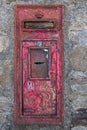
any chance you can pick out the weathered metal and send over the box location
[14,5,64,125]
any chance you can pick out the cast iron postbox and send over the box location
[14,5,64,125]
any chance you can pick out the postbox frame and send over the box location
[14,5,64,125]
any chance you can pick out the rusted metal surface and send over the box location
[14,5,64,125]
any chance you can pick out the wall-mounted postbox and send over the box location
[14,5,64,125]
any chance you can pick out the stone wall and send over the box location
[0,0,87,130]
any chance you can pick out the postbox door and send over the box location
[22,40,58,116]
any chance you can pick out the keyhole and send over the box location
[27,82,32,89]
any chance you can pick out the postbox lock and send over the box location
[27,81,33,90]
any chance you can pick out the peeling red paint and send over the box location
[14,5,64,125]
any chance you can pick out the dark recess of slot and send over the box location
[34,62,45,65]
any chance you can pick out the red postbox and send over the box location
[14,5,64,125]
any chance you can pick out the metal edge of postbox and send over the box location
[14,5,64,125]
